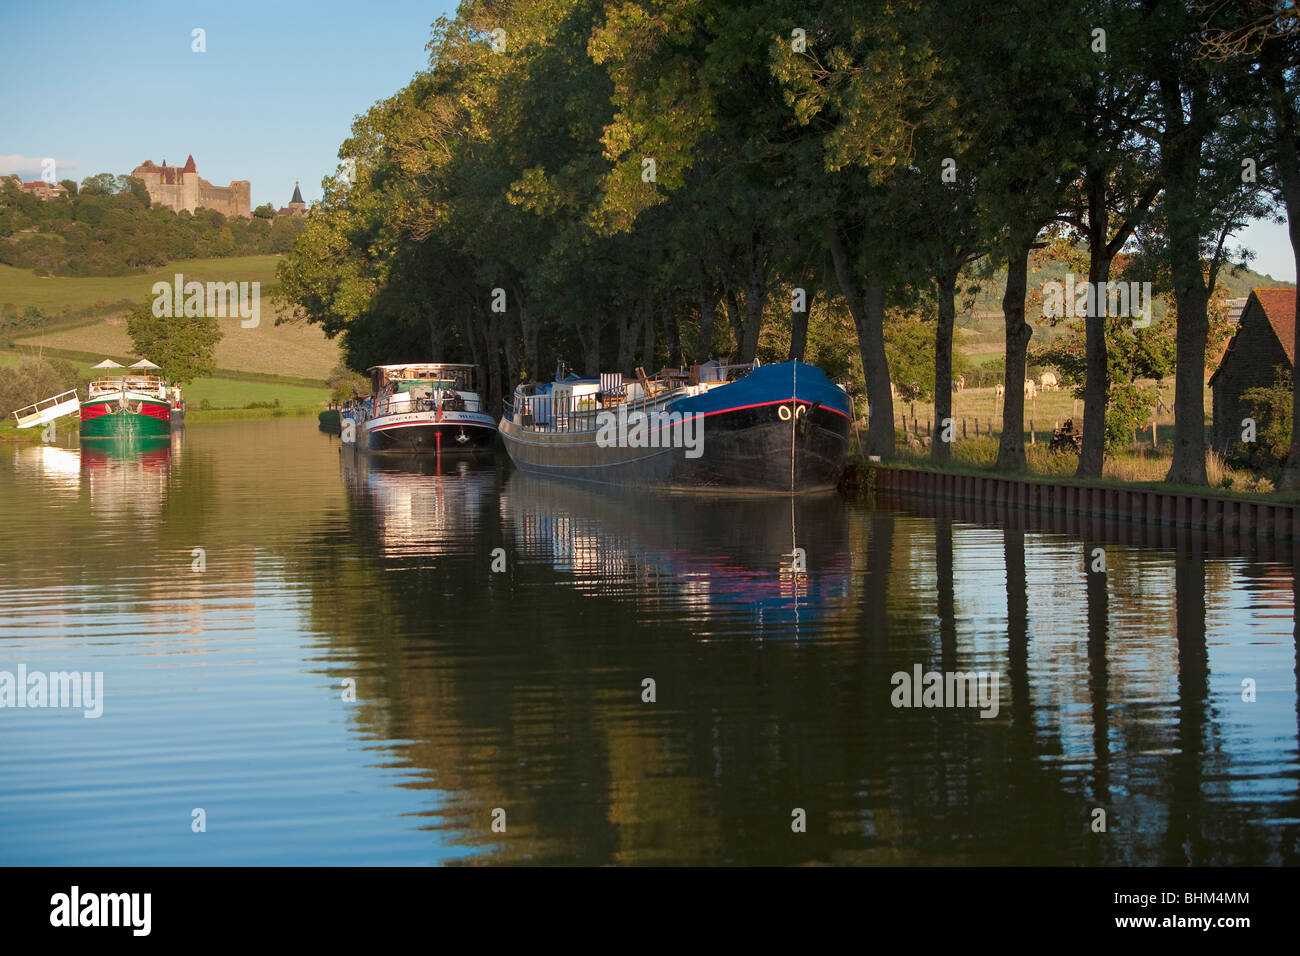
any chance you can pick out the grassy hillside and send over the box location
[0,348,328,410]
[15,313,338,381]
[0,255,283,313]
[3,253,340,381]
[956,257,1293,352]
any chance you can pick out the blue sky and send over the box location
[0,0,455,211]
[0,0,1294,282]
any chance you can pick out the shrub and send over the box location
[1239,366,1292,469]
[0,358,84,417]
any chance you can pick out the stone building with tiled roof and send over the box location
[276,181,309,217]
[1209,287,1297,451]
[129,154,250,217]
[2,174,69,200]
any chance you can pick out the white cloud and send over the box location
[0,154,79,179]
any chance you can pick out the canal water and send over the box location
[1,419,1296,865]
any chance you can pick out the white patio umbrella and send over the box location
[129,359,161,370]
[92,359,124,369]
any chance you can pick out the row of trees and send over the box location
[0,176,305,277]
[275,0,1300,487]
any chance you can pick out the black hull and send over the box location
[367,422,497,453]
[499,403,849,493]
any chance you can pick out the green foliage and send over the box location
[264,0,1295,479]
[326,359,369,404]
[1240,367,1293,468]
[1032,315,1174,450]
[124,298,223,385]
[0,174,304,277]
[0,357,84,416]
[253,204,276,219]
[884,311,936,401]
[1105,381,1160,453]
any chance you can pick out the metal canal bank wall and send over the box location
[865,466,1300,542]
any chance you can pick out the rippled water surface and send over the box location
[1,420,1297,864]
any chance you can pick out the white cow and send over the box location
[1039,371,1058,391]
[994,383,1005,400]
[1024,379,1037,400]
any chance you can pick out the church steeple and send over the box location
[290,181,304,205]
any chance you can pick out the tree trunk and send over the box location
[1266,58,1300,490]
[789,280,814,363]
[998,244,1033,470]
[723,288,744,361]
[504,316,519,392]
[1167,282,1210,484]
[741,235,768,364]
[666,305,682,368]
[483,304,503,417]
[1078,170,1111,478]
[427,314,445,363]
[616,305,639,377]
[460,299,484,393]
[579,315,601,377]
[931,270,957,463]
[643,299,658,369]
[1162,85,1211,486]
[518,296,539,384]
[695,277,719,363]
[825,218,893,457]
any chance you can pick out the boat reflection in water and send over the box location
[79,434,174,520]
[339,445,498,562]
[499,472,852,639]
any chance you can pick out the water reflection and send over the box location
[340,446,497,562]
[80,435,173,519]
[0,422,1296,865]
[499,474,853,639]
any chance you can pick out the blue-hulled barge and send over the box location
[498,360,852,493]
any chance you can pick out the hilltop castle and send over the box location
[130,155,250,218]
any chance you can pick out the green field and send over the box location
[0,255,284,313]
[3,254,340,380]
[184,378,328,409]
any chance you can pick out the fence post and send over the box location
[1030,419,1035,446]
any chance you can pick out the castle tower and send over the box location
[287,181,307,216]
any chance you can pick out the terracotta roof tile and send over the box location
[1255,287,1297,364]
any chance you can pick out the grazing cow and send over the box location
[1039,371,1058,391]
[994,383,1005,400]
[1024,379,1037,400]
